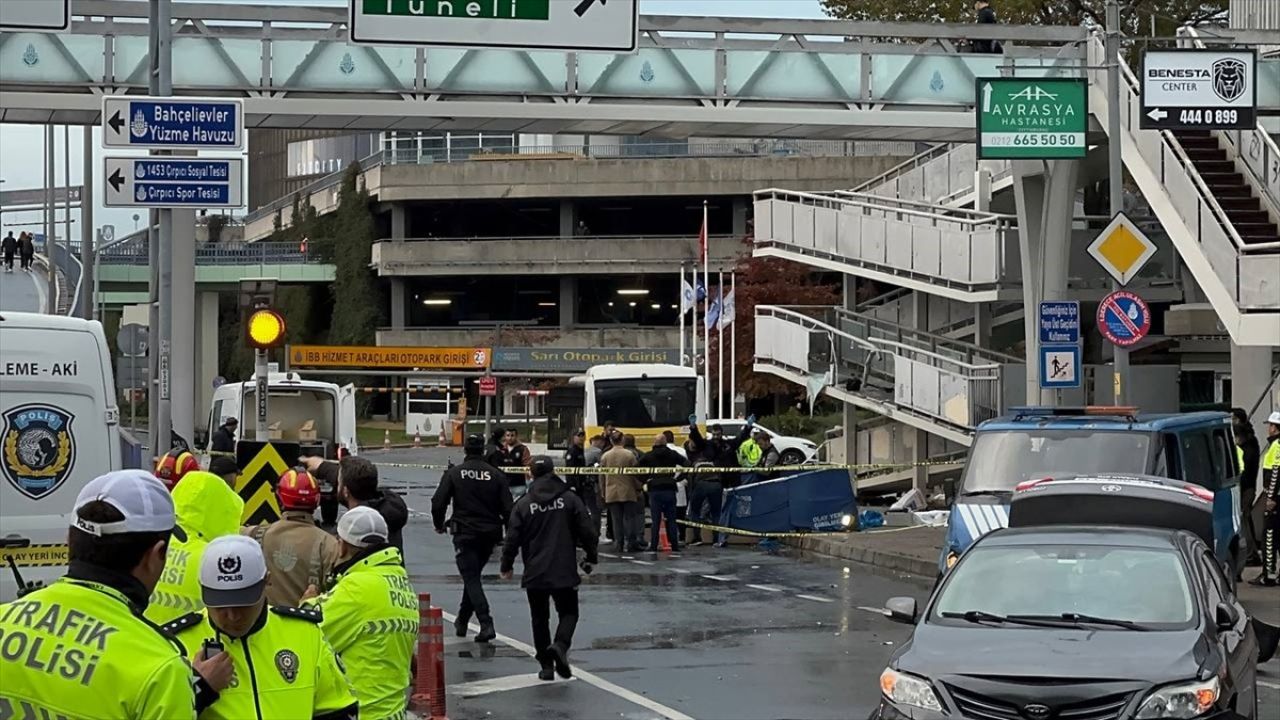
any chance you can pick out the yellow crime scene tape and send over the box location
[0,543,69,568]
[372,459,962,475]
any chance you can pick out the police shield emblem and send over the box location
[275,649,299,683]
[2,404,75,500]
[1212,57,1247,103]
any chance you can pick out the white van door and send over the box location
[338,384,359,455]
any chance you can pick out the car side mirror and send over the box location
[885,597,918,625]
[1215,603,1240,631]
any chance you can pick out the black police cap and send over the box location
[530,455,555,478]
[464,434,486,454]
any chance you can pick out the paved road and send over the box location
[0,267,46,313]
[372,449,1280,719]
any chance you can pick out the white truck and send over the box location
[0,312,122,601]
[204,370,359,524]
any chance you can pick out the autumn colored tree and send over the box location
[707,236,840,401]
[820,0,1225,37]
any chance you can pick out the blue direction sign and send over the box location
[101,96,243,150]
[1096,290,1152,348]
[1038,301,1080,344]
[1040,344,1081,389]
[103,157,244,209]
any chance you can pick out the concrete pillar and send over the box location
[390,281,406,331]
[390,205,406,240]
[1012,159,1079,406]
[732,197,748,237]
[973,303,992,348]
[194,291,219,432]
[1231,342,1275,433]
[170,210,196,444]
[973,168,992,213]
[559,275,577,329]
[559,199,575,237]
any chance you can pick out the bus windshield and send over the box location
[595,377,697,428]
[961,430,1152,494]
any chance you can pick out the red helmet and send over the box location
[155,450,200,490]
[277,467,320,511]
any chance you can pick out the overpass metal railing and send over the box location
[755,305,1005,432]
[380,139,901,166]
[753,188,1018,292]
[242,152,383,230]
[98,242,323,266]
[1086,35,1280,313]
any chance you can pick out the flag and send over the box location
[680,277,696,313]
[705,291,721,329]
[717,288,735,330]
[695,279,707,302]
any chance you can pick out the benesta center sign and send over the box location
[976,77,1088,160]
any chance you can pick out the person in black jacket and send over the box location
[1233,408,1262,566]
[487,427,532,498]
[308,456,410,554]
[2,231,17,272]
[433,434,514,643]
[501,456,599,681]
[210,418,238,453]
[972,1,1003,54]
[639,436,687,552]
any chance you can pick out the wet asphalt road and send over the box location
[374,448,1280,720]
[0,267,45,313]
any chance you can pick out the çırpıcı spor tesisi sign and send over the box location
[289,345,491,370]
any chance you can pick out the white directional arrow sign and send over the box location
[1147,108,1168,123]
[349,0,637,52]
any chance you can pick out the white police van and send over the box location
[0,312,121,601]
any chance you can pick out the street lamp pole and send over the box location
[1105,0,1129,405]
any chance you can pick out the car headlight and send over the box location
[1135,677,1219,719]
[880,668,944,712]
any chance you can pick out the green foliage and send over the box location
[761,408,844,445]
[820,0,1226,36]
[206,214,229,243]
[327,162,383,346]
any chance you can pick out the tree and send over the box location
[206,214,229,244]
[328,162,382,347]
[820,0,1226,37]
[708,236,840,400]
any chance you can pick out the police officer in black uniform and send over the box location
[500,456,599,681]
[432,434,514,642]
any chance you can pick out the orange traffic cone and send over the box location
[383,429,391,451]
[658,518,672,552]
[437,427,447,447]
[413,430,421,449]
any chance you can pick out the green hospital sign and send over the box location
[976,78,1088,159]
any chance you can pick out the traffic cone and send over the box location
[383,429,391,451]
[413,430,421,449]
[437,427,447,447]
[658,518,671,552]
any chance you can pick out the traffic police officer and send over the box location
[147,470,246,624]
[161,535,359,720]
[501,456,599,681]
[0,470,215,719]
[432,433,514,642]
[246,467,340,606]
[302,507,416,720]
[1254,411,1280,587]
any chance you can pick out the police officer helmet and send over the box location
[277,466,320,511]
[530,455,556,479]
[154,450,200,491]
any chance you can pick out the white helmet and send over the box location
[1268,411,1280,426]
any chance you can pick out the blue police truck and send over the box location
[940,406,1242,577]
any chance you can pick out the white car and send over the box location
[708,419,819,465]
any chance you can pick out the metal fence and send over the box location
[381,139,917,166]
[98,242,322,266]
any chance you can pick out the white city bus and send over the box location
[574,363,706,449]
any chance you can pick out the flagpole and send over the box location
[679,264,686,367]
[717,270,725,419]
[730,271,737,417]
[702,201,710,420]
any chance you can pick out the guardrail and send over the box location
[755,305,1006,433]
[98,241,323,266]
[1086,35,1280,314]
[753,188,1017,292]
[855,144,1013,206]
[382,139,910,166]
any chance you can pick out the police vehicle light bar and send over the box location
[1015,477,1054,492]
[1009,405,1138,420]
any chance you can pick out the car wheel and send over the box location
[780,449,806,466]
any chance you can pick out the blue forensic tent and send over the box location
[718,469,857,534]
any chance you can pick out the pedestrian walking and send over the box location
[0,470,222,719]
[601,432,643,552]
[244,467,341,606]
[1252,411,1280,587]
[18,231,34,271]
[972,0,1003,54]
[146,470,246,624]
[161,535,359,720]
[500,456,599,681]
[2,231,17,272]
[302,507,416,720]
[487,427,533,499]
[676,474,690,544]
[639,435,686,552]
[432,433,514,643]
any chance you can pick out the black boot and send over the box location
[548,642,572,679]
[475,618,496,643]
[454,616,469,638]
[537,656,555,681]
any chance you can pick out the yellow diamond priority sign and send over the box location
[1087,212,1157,286]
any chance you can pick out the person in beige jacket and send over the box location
[600,433,643,553]
[244,467,341,606]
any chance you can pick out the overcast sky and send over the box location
[0,0,829,239]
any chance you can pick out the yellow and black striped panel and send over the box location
[235,441,302,526]
[0,543,68,567]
